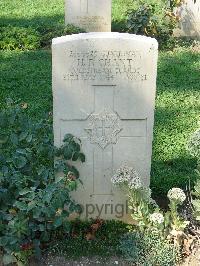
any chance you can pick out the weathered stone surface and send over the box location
[52,33,158,221]
[174,0,200,38]
[65,0,111,32]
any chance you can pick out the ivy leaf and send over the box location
[72,152,79,161]
[43,192,52,204]
[14,201,27,211]
[19,188,32,195]
[26,134,33,143]
[63,146,73,160]
[13,156,27,169]
[33,208,42,219]
[63,134,74,143]
[10,133,18,145]
[40,231,50,242]
[79,153,86,163]
[0,134,8,144]
[16,149,27,155]
[0,113,7,128]
[53,217,62,228]
[72,142,80,152]
[19,131,28,141]
[39,224,45,232]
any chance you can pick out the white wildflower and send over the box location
[128,175,142,189]
[111,164,142,189]
[167,188,186,204]
[149,212,164,224]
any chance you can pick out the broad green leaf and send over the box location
[63,134,73,143]
[72,152,79,161]
[63,147,73,160]
[40,231,50,242]
[16,149,27,155]
[13,156,27,169]
[19,131,28,141]
[19,188,32,195]
[43,192,52,203]
[79,153,86,163]
[26,134,33,143]
[0,134,8,144]
[53,217,62,228]
[14,201,27,211]
[39,224,45,232]
[10,133,18,145]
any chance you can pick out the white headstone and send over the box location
[65,0,111,32]
[174,0,200,38]
[52,33,158,222]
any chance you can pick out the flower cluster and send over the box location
[149,212,164,224]
[111,165,142,189]
[167,188,186,204]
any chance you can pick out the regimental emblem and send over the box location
[85,108,122,149]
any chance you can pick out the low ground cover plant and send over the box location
[0,100,85,264]
[49,220,129,260]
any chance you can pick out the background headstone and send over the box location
[52,33,158,222]
[65,0,111,32]
[174,0,200,39]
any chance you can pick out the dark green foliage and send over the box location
[38,24,83,48]
[0,100,85,263]
[0,26,41,51]
[119,231,178,265]
[126,1,177,48]
[0,25,83,51]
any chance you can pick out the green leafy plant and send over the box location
[0,26,41,51]
[0,100,85,264]
[119,230,178,266]
[0,25,83,51]
[126,0,180,48]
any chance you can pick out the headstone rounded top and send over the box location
[65,0,112,32]
[52,33,158,48]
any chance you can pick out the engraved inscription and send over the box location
[85,108,122,149]
[76,16,108,29]
[64,50,147,81]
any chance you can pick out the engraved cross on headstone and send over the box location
[80,0,89,13]
[59,85,147,197]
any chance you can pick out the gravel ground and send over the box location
[30,256,131,266]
